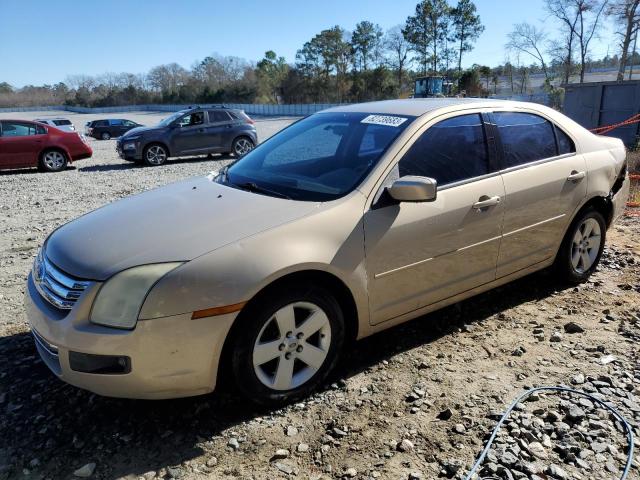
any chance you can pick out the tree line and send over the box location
[0,0,637,108]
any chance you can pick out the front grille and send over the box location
[33,254,91,310]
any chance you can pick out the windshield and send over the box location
[157,111,185,127]
[221,112,414,201]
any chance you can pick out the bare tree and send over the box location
[546,0,582,83]
[385,26,413,90]
[507,23,550,81]
[608,0,640,80]
[575,0,608,82]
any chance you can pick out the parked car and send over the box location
[25,99,629,404]
[34,118,76,132]
[86,119,142,140]
[116,106,257,165]
[0,120,92,172]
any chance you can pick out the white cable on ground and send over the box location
[463,386,636,480]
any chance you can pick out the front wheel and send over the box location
[143,144,168,166]
[232,137,254,157]
[231,285,344,406]
[555,208,606,283]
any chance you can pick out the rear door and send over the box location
[207,110,235,151]
[0,121,45,168]
[492,111,586,277]
[364,112,506,324]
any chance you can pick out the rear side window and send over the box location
[555,126,575,155]
[494,112,556,167]
[209,110,231,123]
[399,114,489,186]
[53,119,71,126]
[95,120,108,127]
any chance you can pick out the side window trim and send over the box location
[491,110,577,172]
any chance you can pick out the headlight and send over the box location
[123,142,137,150]
[90,263,183,329]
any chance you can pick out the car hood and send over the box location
[45,176,320,281]
[121,125,156,138]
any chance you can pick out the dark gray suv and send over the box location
[116,107,258,166]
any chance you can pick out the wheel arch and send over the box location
[216,269,359,388]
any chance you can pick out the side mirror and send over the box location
[386,176,437,202]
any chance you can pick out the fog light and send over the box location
[123,142,136,150]
[68,351,131,374]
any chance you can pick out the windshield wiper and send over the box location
[232,181,292,200]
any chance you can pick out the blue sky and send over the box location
[0,0,618,87]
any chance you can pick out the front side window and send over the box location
[398,114,489,186]
[110,119,124,126]
[178,112,204,127]
[494,112,557,167]
[223,112,414,201]
[53,119,72,126]
[122,120,136,127]
[0,121,37,137]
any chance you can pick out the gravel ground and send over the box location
[0,111,639,480]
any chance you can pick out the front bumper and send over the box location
[116,140,142,160]
[24,273,237,399]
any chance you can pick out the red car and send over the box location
[0,120,93,172]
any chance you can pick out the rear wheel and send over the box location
[39,150,67,172]
[232,137,254,157]
[555,208,606,283]
[143,144,168,166]
[231,285,344,406]
[101,132,111,140]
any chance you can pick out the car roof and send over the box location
[323,98,540,117]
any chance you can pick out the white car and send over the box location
[34,118,76,132]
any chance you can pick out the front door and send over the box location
[172,111,212,155]
[491,111,587,277]
[0,121,44,168]
[364,113,505,325]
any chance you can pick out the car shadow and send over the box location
[0,269,564,479]
[78,155,233,173]
[0,165,77,176]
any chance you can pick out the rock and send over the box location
[273,462,294,475]
[437,408,453,420]
[166,466,183,479]
[332,427,347,437]
[227,438,240,450]
[205,457,218,467]
[550,331,563,342]
[527,441,547,459]
[397,439,414,452]
[286,425,299,436]
[344,467,357,477]
[408,472,422,480]
[564,321,585,333]
[567,405,586,421]
[500,451,518,466]
[297,443,309,453]
[453,423,466,434]
[571,373,585,385]
[546,464,568,479]
[73,463,96,478]
[270,449,290,461]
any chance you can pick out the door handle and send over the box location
[473,195,501,210]
[567,170,586,182]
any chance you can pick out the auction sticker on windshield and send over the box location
[361,115,408,127]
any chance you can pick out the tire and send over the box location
[39,149,68,172]
[232,137,254,157]
[555,207,606,283]
[231,284,345,406]
[101,132,111,140]
[143,144,168,166]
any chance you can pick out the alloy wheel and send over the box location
[42,151,65,171]
[571,217,602,273]
[146,145,167,165]
[234,138,253,156]
[252,301,332,391]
